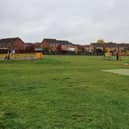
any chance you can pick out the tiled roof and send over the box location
[43,38,73,45]
[0,37,23,48]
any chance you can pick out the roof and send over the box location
[34,42,41,48]
[0,37,22,43]
[91,42,129,48]
[91,42,118,48]
[118,43,129,47]
[0,37,24,48]
[43,38,73,45]
[24,43,33,46]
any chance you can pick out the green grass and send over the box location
[0,56,129,129]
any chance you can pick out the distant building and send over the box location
[41,38,73,51]
[117,43,129,51]
[83,45,94,53]
[1,37,129,55]
[90,42,129,55]
[91,42,129,49]
[0,37,24,50]
[34,42,41,48]
[24,42,43,52]
[24,43,33,48]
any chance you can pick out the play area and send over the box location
[103,47,123,61]
[0,48,43,60]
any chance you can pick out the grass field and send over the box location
[0,56,129,129]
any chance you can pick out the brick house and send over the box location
[91,42,129,51]
[89,42,129,55]
[83,45,94,54]
[41,38,73,52]
[117,43,129,51]
[0,37,25,50]
[24,42,42,52]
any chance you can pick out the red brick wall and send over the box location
[41,40,48,48]
[14,39,25,50]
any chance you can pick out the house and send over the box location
[34,42,41,48]
[89,42,129,55]
[24,43,33,48]
[33,42,42,52]
[83,45,94,53]
[0,37,25,50]
[24,42,43,52]
[117,43,129,51]
[41,38,73,51]
[90,42,117,52]
[91,42,129,51]
[23,43,37,53]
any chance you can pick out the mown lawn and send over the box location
[0,56,129,129]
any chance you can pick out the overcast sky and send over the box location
[0,0,129,44]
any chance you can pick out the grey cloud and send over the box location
[0,0,129,44]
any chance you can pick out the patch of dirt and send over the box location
[103,69,129,76]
